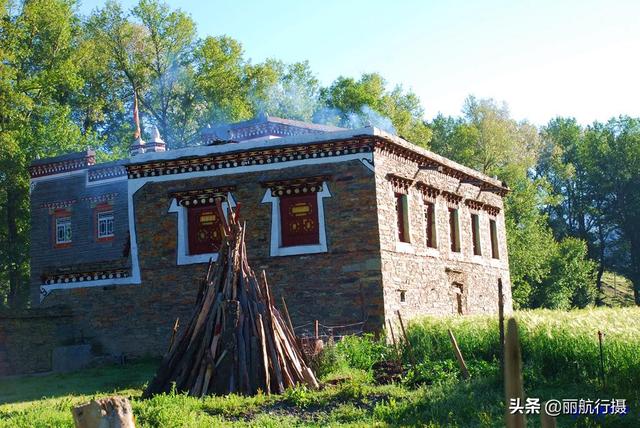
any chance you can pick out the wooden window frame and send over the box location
[279,193,320,247]
[395,193,410,243]
[187,205,225,255]
[424,201,437,248]
[449,208,460,253]
[53,209,72,248]
[95,204,115,242]
[471,213,482,256]
[490,218,500,259]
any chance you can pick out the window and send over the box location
[280,193,320,247]
[395,193,410,243]
[424,202,437,248]
[187,206,225,255]
[262,178,331,257]
[97,211,114,239]
[55,216,72,245]
[449,208,460,252]
[400,290,406,303]
[471,213,481,256]
[490,219,499,259]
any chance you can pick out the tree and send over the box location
[0,0,96,307]
[580,117,640,304]
[87,0,197,148]
[318,73,432,146]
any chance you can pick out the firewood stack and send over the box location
[143,203,319,398]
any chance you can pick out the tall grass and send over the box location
[406,307,640,397]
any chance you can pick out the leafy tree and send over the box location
[318,73,432,146]
[0,0,96,307]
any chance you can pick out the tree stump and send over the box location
[72,396,135,428]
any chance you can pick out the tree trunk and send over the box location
[595,226,606,305]
[630,237,640,306]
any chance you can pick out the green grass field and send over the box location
[1,307,639,427]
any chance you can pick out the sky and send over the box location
[78,0,640,126]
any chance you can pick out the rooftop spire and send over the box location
[129,90,146,157]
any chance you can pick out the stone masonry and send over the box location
[7,116,513,376]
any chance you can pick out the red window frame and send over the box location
[395,193,409,243]
[490,219,500,259]
[449,208,460,252]
[279,193,319,247]
[187,205,225,255]
[53,209,72,248]
[95,203,115,242]
[471,213,481,256]
[424,201,436,248]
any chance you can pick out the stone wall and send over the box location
[0,307,76,376]
[37,159,384,361]
[372,147,513,326]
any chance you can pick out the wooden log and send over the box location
[72,396,135,428]
[281,296,295,335]
[256,314,271,395]
[504,318,526,428]
[167,317,180,354]
[447,329,470,380]
[498,279,505,374]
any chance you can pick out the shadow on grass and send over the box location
[0,358,159,405]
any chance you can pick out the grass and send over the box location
[1,307,639,427]
[600,271,635,307]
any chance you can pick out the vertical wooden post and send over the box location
[498,279,505,374]
[314,320,319,340]
[281,296,295,335]
[540,403,558,428]
[167,317,180,353]
[504,318,526,428]
[396,310,415,364]
[448,329,470,380]
[598,330,606,389]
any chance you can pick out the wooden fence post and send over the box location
[504,318,526,428]
[447,329,470,380]
[498,279,505,374]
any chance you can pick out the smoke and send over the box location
[313,105,397,134]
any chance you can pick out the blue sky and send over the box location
[78,0,640,125]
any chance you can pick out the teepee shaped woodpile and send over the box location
[143,203,318,398]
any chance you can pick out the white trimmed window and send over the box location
[168,191,236,265]
[55,216,72,244]
[97,211,114,239]
[261,179,331,257]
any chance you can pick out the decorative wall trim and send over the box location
[386,173,413,194]
[483,204,501,217]
[442,191,463,206]
[172,186,236,207]
[29,153,95,179]
[261,182,331,257]
[81,192,119,204]
[465,199,485,211]
[88,165,127,182]
[126,139,374,179]
[261,175,331,197]
[415,182,440,200]
[40,199,77,210]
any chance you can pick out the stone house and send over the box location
[25,115,512,365]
